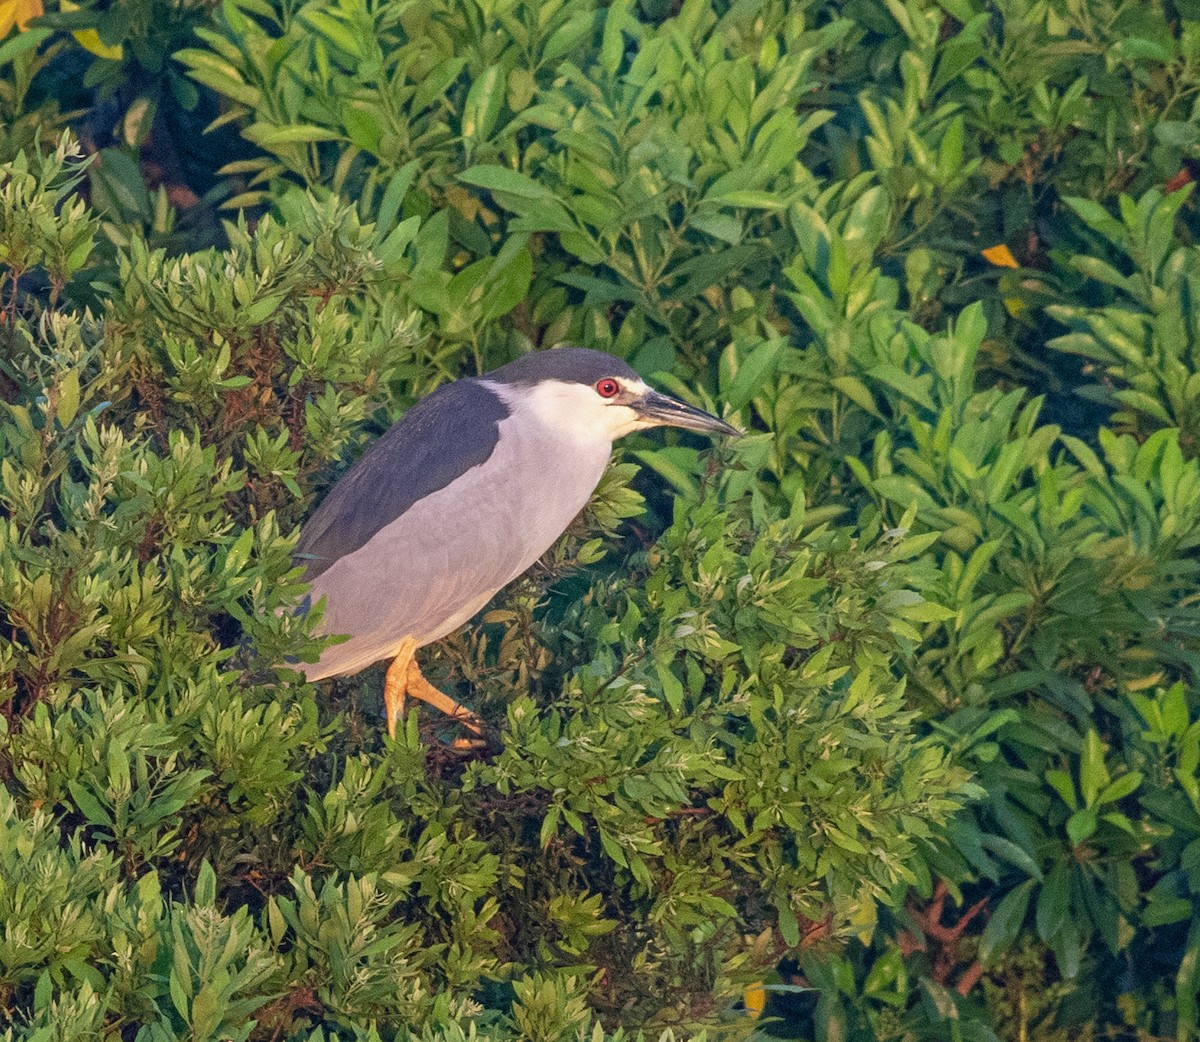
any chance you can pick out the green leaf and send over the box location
[66,780,111,828]
[1036,863,1070,942]
[460,165,554,200]
[1177,919,1200,1040]
[0,27,53,66]
[376,161,418,232]
[195,861,217,905]
[776,895,800,947]
[480,248,533,322]
[600,0,632,75]
[1045,769,1077,810]
[1080,730,1110,807]
[300,8,362,54]
[342,106,382,154]
[542,10,598,61]
[123,95,158,148]
[248,124,344,146]
[656,661,684,713]
[634,447,699,498]
[1111,37,1171,62]
[1154,121,1200,148]
[723,339,783,412]
[33,969,52,1010]
[1097,772,1142,805]
[831,375,880,415]
[826,825,868,854]
[868,364,935,410]
[540,806,560,849]
[980,880,1034,962]
[1051,919,1083,979]
[462,64,505,142]
[1163,683,1190,737]
[979,834,1043,882]
[898,599,956,622]
[1066,807,1098,846]
[690,211,743,244]
[57,370,81,428]
[711,189,788,209]
[244,293,284,325]
[375,215,421,268]
[1143,897,1193,927]
[938,115,964,175]
[598,828,628,867]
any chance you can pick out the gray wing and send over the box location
[295,379,510,581]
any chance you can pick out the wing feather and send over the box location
[295,379,509,580]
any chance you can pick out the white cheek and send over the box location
[609,408,653,438]
[493,381,642,443]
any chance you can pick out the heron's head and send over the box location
[483,347,741,443]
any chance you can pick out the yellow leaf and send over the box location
[981,244,1020,269]
[743,983,766,1018]
[851,886,878,945]
[60,0,123,59]
[72,27,122,58]
[0,0,43,36]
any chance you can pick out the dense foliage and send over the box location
[1,0,1200,1039]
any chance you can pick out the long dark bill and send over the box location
[633,389,742,437]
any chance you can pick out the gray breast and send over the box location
[299,402,613,680]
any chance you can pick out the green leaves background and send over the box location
[3,0,1200,1039]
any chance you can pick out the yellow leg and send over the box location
[383,636,484,741]
[383,637,417,739]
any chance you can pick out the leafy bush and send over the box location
[4,0,1200,1039]
[0,133,973,1038]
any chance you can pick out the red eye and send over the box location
[595,378,620,399]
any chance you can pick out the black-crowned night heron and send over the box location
[294,347,739,739]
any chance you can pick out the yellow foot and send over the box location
[384,637,484,742]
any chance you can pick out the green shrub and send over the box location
[0,133,975,1038]
[5,0,1200,1037]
